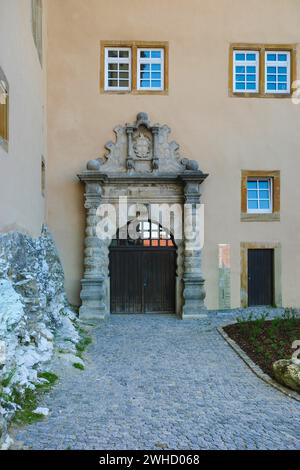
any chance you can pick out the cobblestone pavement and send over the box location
[14,313,300,450]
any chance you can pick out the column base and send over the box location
[181,310,208,320]
[182,276,207,319]
[79,305,109,321]
[79,277,109,321]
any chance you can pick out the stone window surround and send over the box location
[229,43,297,98]
[240,242,282,308]
[0,67,9,152]
[100,41,169,95]
[31,0,43,66]
[78,113,208,321]
[241,170,280,222]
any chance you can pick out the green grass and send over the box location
[10,371,58,426]
[36,372,58,390]
[1,369,16,388]
[76,336,92,355]
[73,362,85,371]
[12,388,44,426]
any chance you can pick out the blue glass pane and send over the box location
[236,82,245,90]
[247,181,257,189]
[141,80,151,87]
[246,83,256,90]
[267,83,276,91]
[278,75,287,82]
[246,53,256,61]
[151,51,161,59]
[247,74,256,81]
[278,54,287,61]
[152,72,161,79]
[278,83,287,90]
[267,75,276,82]
[260,200,270,210]
[235,53,245,61]
[141,64,150,71]
[152,80,161,88]
[140,51,151,58]
[141,72,150,79]
[236,74,245,82]
[152,64,161,71]
[267,54,277,61]
[260,191,270,199]
[258,181,269,189]
[236,66,245,73]
[248,190,258,199]
[247,66,256,73]
[278,67,287,74]
[248,200,259,210]
[267,67,276,73]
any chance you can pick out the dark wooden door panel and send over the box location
[110,250,143,314]
[144,251,176,313]
[248,249,274,306]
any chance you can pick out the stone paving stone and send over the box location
[14,313,300,450]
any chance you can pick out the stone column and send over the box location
[126,126,135,172]
[79,182,109,321]
[181,177,207,319]
[152,126,160,171]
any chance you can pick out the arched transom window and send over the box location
[111,221,175,248]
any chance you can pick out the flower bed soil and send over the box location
[224,319,300,378]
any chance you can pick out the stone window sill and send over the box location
[0,137,8,153]
[241,212,280,222]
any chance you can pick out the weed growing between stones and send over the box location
[76,335,92,357]
[73,363,85,371]
[11,372,58,426]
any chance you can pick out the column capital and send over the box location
[180,172,208,204]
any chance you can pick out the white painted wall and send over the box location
[0,0,45,236]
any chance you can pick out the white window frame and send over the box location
[233,50,259,93]
[137,48,164,91]
[265,50,291,94]
[247,178,273,214]
[104,47,131,92]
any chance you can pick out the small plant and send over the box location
[1,369,16,388]
[36,371,58,390]
[73,363,84,371]
[76,336,92,355]
[10,371,58,426]
[12,388,44,426]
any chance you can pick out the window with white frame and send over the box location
[247,178,272,213]
[233,50,259,93]
[265,51,291,94]
[137,49,164,91]
[104,48,131,91]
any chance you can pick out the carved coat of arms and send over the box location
[133,133,151,159]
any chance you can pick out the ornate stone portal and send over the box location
[78,113,208,320]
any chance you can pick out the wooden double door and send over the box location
[109,247,176,314]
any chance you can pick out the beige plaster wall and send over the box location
[0,0,45,237]
[46,0,300,309]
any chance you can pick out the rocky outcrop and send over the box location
[273,360,300,392]
[0,227,80,449]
